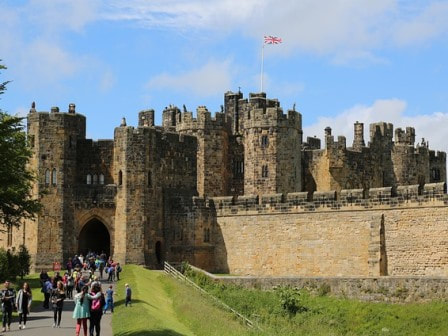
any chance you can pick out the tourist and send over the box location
[89,284,105,336]
[107,265,115,282]
[51,281,66,328]
[98,258,105,279]
[39,270,50,287]
[42,278,53,309]
[66,258,73,274]
[103,285,114,314]
[116,263,122,281]
[1,280,16,332]
[66,273,75,299]
[16,282,32,330]
[125,283,132,307]
[73,285,101,336]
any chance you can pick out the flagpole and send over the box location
[260,42,264,93]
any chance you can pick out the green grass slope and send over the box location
[112,265,257,336]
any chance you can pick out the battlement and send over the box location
[201,182,447,216]
[243,106,302,130]
[395,127,416,145]
[175,106,230,132]
[369,122,394,143]
[430,150,447,161]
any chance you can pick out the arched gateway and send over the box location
[78,218,111,257]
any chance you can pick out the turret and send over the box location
[352,121,365,151]
[139,109,155,127]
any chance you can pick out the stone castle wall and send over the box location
[207,184,448,277]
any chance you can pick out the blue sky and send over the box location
[1,0,448,156]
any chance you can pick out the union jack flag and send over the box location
[264,35,282,44]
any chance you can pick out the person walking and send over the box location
[66,273,75,299]
[51,281,66,328]
[89,284,105,336]
[1,280,16,332]
[116,263,122,281]
[42,278,53,309]
[125,283,132,307]
[103,285,114,314]
[73,285,101,336]
[16,282,32,330]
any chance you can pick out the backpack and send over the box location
[91,296,101,311]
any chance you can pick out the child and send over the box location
[125,283,132,307]
[103,285,114,314]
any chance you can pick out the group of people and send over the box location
[0,251,131,336]
[1,280,31,332]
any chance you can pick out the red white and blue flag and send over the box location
[264,35,282,44]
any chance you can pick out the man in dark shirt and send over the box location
[1,280,16,332]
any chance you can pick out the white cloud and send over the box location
[303,99,448,157]
[103,0,448,58]
[146,59,234,96]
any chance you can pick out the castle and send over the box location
[1,92,447,277]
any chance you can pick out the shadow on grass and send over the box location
[115,330,187,336]
[114,298,155,309]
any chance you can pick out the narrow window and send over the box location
[148,170,152,187]
[261,135,269,148]
[262,165,269,178]
[7,225,12,246]
[52,168,57,186]
[203,228,207,242]
[118,170,123,186]
[99,174,105,185]
[45,169,50,185]
[93,174,98,185]
[86,174,92,185]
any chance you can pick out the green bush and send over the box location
[275,286,308,316]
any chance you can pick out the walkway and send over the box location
[3,274,116,336]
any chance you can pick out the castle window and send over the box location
[7,225,12,247]
[45,169,50,185]
[261,135,269,148]
[118,170,123,186]
[148,170,152,187]
[93,174,98,185]
[233,160,244,176]
[86,174,92,185]
[99,174,105,185]
[262,165,269,178]
[29,135,35,148]
[52,168,57,186]
[69,135,72,148]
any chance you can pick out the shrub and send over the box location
[0,246,30,281]
[275,286,308,316]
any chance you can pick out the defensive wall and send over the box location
[193,182,448,277]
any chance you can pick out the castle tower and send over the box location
[243,94,302,195]
[26,103,86,269]
[176,106,231,197]
[162,105,180,130]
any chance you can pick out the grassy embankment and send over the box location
[112,265,258,336]
[188,270,448,336]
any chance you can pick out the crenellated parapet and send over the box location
[201,182,448,216]
[175,106,230,133]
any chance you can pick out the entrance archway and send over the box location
[79,218,110,257]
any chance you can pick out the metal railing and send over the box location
[163,261,259,330]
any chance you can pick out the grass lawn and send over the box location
[187,271,448,336]
[112,265,258,336]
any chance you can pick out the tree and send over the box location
[0,61,41,231]
[17,244,31,279]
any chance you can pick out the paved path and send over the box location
[3,275,116,336]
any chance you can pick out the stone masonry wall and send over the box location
[210,190,448,277]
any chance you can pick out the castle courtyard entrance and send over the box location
[78,218,111,257]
